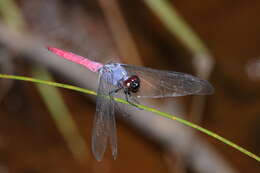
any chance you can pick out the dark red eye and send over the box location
[123,75,140,93]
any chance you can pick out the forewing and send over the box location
[121,64,214,98]
[91,71,117,161]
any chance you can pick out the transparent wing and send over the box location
[121,64,214,98]
[91,70,117,161]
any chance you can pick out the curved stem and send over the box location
[0,73,259,162]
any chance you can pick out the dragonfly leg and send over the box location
[124,91,142,110]
[109,82,124,96]
[109,87,122,96]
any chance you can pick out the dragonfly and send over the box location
[47,46,214,161]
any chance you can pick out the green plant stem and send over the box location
[0,73,259,162]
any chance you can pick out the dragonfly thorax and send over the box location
[102,63,128,86]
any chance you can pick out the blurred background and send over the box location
[0,0,259,172]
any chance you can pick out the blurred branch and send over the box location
[144,0,209,56]
[32,66,88,160]
[0,0,25,30]
[0,0,20,103]
[98,0,143,65]
[0,0,88,161]
[0,24,238,172]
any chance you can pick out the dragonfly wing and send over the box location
[107,97,117,159]
[104,71,118,160]
[121,64,214,98]
[91,70,117,161]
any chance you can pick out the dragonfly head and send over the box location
[123,75,140,93]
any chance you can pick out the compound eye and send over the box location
[130,80,140,92]
[123,75,140,93]
[131,82,137,88]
